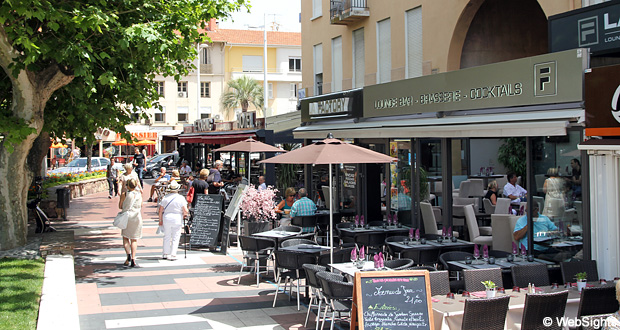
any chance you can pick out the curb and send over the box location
[37,255,79,330]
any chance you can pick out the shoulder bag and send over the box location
[186,186,194,203]
[113,192,139,229]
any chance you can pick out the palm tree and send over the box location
[220,76,264,120]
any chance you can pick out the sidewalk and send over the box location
[54,183,313,330]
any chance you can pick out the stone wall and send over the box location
[34,177,108,219]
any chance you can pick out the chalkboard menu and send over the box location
[190,194,223,247]
[353,270,433,330]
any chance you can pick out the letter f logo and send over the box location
[534,62,556,97]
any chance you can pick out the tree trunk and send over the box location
[27,131,51,177]
[86,141,93,171]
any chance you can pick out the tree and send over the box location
[220,75,264,120]
[0,0,247,250]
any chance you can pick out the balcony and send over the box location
[330,0,369,25]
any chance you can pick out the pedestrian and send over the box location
[119,178,143,267]
[188,169,209,208]
[207,160,224,194]
[120,163,142,195]
[132,147,146,188]
[158,180,188,261]
[107,158,119,199]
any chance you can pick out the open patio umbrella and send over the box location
[259,134,396,264]
[50,142,68,148]
[134,139,156,146]
[112,139,130,146]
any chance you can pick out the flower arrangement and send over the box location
[240,185,278,222]
[481,280,497,290]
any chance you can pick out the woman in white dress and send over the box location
[119,178,143,267]
[158,180,188,260]
[120,163,142,195]
[542,167,566,218]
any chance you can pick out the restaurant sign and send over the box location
[549,1,620,55]
[237,111,256,129]
[301,89,363,122]
[585,64,620,136]
[363,49,587,118]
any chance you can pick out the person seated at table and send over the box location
[179,160,192,176]
[258,176,267,191]
[275,187,296,215]
[503,173,527,205]
[603,280,620,330]
[148,167,171,202]
[290,188,317,233]
[513,203,558,256]
[170,169,181,182]
[222,165,236,183]
[485,180,499,205]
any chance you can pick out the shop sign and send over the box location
[301,89,363,122]
[585,64,620,136]
[363,49,586,118]
[237,112,256,129]
[194,118,215,132]
[309,97,350,118]
[115,132,158,140]
[550,1,620,55]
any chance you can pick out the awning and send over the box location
[294,109,585,139]
[179,133,256,145]
[578,139,620,151]
[159,130,183,141]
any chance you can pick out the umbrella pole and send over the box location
[329,164,333,265]
[247,152,251,186]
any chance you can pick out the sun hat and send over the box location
[168,180,181,192]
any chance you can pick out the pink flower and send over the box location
[240,185,279,221]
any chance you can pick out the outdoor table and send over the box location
[252,230,299,249]
[431,282,613,329]
[279,244,331,254]
[338,225,412,236]
[387,238,474,253]
[329,261,391,278]
[446,257,555,271]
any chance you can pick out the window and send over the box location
[201,47,210,65]
[200,82,210,98]
[290,83,298,98]
[268,83,273,99]
[178,113,188,122]
[289,57,301,72]
[100,158,110,166]
[332,36,343,92]
[177,106,188,123]
[156,81,165,96]
[312,0,322,18]
[91,159,100,167]
[406,7,423,78]
[154,110,165,123]
[200,113,211,119]
[177,81,188,97]
[353,28,365,88]
[377,18,392,83]
[313,44,323,95]
[200,107,211,120]
[242,55,263,72]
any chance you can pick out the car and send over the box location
[144,153,179,178]
[48,157,123,175]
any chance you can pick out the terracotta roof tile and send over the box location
[200,28,300,46]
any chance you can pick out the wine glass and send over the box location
[473,247,480,264]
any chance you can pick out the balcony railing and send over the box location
[330,0,370,25]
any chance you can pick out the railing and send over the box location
[230,67,302,74]
[330,0,368,20]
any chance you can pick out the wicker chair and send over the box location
[429,270,451,296]
[237,235,275,287]
[354,232,387,254]
[439,251,473,292]
[385,235,408,259]
[274,225,303,234]
[318,247,355,266]
[511,263,550,288]
[302,264,326,328]
[402,247,441,266]
[462,295,510,330]
[316,271,353,330]
[577,286,619,318]
[404,265,438,272]
[384,258,414,270]
[463,268,503,292]
[280,238,318,248]
[521,290,569,330]
[291,215,318,233]
[336,223,355,246]
[272,250,317,310]
[560,260,599,283]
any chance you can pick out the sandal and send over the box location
[124,254,131,266]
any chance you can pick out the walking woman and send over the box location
[119,178,143,267]
[158,180,188,260]
[120,163,142,194]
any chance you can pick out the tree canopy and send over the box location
[221,75,264,119]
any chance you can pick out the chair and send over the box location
[272,250,317,310]
[354,232,387,254]
[521,290,569,330]
[421,202,442,236]
[577,286,619,318]
[385,236,408,259]
[336,223,355,246]
[383,258,414,270]
[491,214,516,253]
[468,179,485,199]
[302,264,326,328]
[318,247,355,266]
[292,215,318,234]
[439,251,473,292]
[455,198,491,235]
[511,263,550,288]
[274,225,303,234]
[402,248,440,267]
[464,204,492,246]
[560,260,599,283]
[404,265,438,272]
[429,270,451,296]
[237,235,275,287]
[483,198,495,215]
[461,295,510,330]
[316,271,353,330]
[281,238,318,248]
[463,268,503,292]
[495,197,512,215]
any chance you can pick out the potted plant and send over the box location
[575,272,587,291]
[240,185,278,235]
[482,280,497,298]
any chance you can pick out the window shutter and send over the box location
[406,7,423,78]
[353,28,365,88]
[314,44,323,74]
[377,19,391,83]
[332,36,343,92]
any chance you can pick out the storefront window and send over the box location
[390,140,412,223]
[526,131,583,262]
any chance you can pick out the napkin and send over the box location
[483,245,489,259]
[378,252,384,268]
[387,214,392,225]
[432,298,440,303]
[360,215,365,227]
[415,228,420,240]
[470,291,486,298]
[359,246,365,260]
[373,254,379,268]
[474,244,480,258]
[521,243,527,256]
[409,228,414,239]
[512,242,518,255]
[447,227,452,238]
[442,226,447,237]
[351,248,357,261]
[355,215,359,227]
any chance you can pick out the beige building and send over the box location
[301,0,583,96]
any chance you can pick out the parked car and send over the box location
[144,153,179,178]
[48,157,123,175]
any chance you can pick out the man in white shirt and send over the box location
[258,176,266,191]
[179,160,192,176]
[503,173,527,205]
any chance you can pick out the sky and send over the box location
[218,0,301,32]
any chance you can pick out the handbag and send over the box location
[113,211,129,229]
[186,186,194,203]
